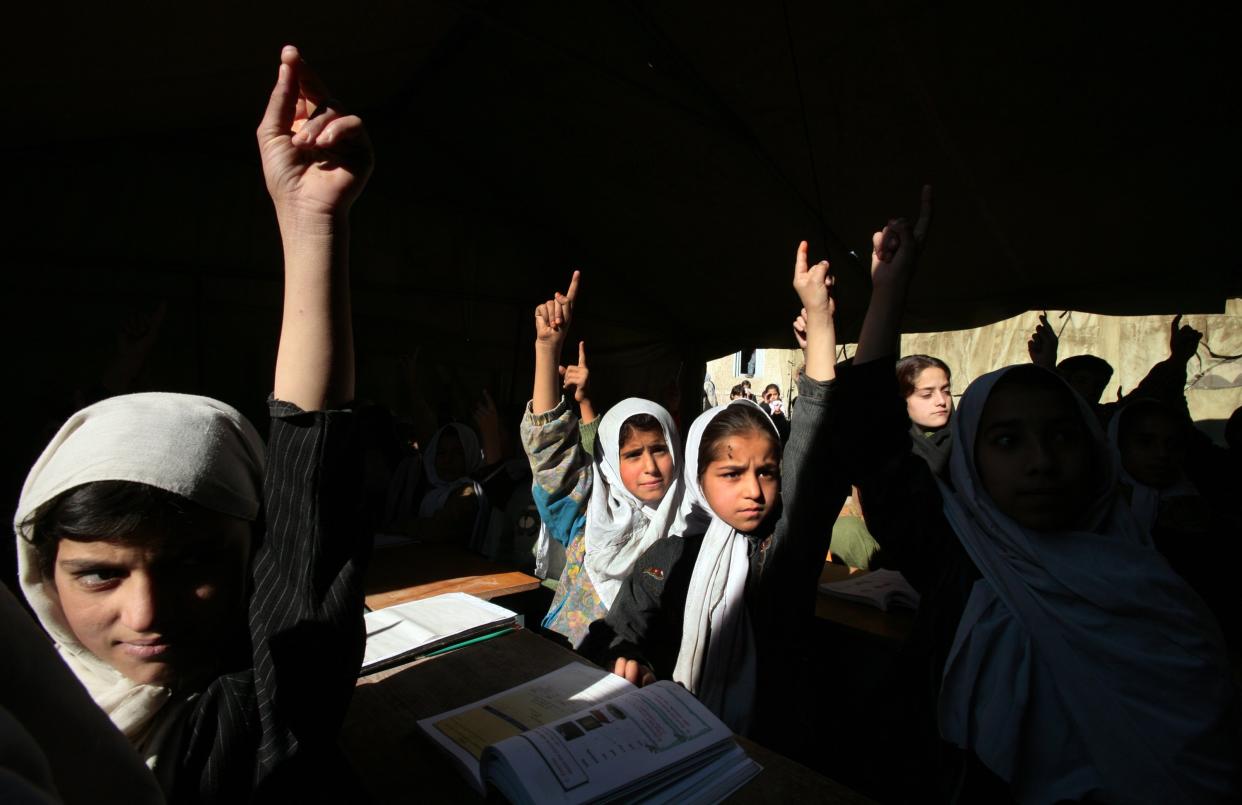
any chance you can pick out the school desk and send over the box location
[343,628,877,804]
[364,541,543,611]
[815,563,915,643]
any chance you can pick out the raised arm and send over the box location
[853,185,932,365]
[792,241,837,381]
[259,45,373,410]
[1027,312,1060,370]
[533,271,580,414]
[561,340,596,425]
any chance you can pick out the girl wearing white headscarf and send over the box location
[581,241,844,737]
[521,274,686,647]
[838,203,1238,803]
[12,45,376,801]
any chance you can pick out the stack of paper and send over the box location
[362,592,517,674]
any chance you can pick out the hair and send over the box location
[729,384,746,399]
[21,481,205,578]
[762,383,780,397]
[697,404,780,478]
[618,413,664,448]
[1056,354,1114,381]
[896,354,952,398]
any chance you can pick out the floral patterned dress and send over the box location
[520,398,606,646]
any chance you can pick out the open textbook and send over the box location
[819,568,920,612]
[418,662,762,804]
[361,593,517,674]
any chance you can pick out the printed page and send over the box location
[417,662,633,791]
[486,680,733,803]
[819,568,920,611]
[362,592,516,670]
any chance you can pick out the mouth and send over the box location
[737,507,764,518]
[118,639,174,659]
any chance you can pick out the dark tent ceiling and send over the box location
[6,1,1240,411]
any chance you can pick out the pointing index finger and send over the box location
[795,241,809,273]
[913,184,933,245]
[578,340,587,367]
[565,270,581,303]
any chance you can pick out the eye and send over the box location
[75,568,125,590]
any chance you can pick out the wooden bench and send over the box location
[364,542,543,611]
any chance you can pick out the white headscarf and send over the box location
[936,366,1237,803]
[1105,401,1200,535]
[671,399,778,734]
[13,393,265,776]
[584,399,683,608]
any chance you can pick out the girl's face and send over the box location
[618,428,674,505]
[1119,409,1186,489]
[974,379,1094,531]
[907,367,953,430]
[435,429,468,480]
[50,513,250,688]
[700,429,781,532]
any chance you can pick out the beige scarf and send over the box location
[13,393,264,778]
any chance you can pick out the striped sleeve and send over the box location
[173,398,368,803]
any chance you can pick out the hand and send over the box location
[1169,315,1202,363]
[612,657,656,688]
[534,271,580,350]
[1027,312,1059,370]
[792,308,809,351]
[558,341,591,403]
[869,184,932,289]
[115,300,167,358]
[792,242,835,318]
[473,389,501,439]
[257,45,374,222]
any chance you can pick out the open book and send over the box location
[362,593,517,675]
[819,568,920,612]
[418,662,761,804]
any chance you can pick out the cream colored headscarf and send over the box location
[13,393,265,778]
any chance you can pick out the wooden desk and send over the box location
[343,629,874,804]
[816,564,915,643]
[365,542,542,610]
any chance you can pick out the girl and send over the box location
[838,193,1238,802]
[581,241,844,737]
[14,46,373,801]
[896,353,954,477]
[521,273,684,646]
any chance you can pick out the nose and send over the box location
[741,470,763,502]
[935,391,950,409]
[641,449,659,476]
[1028,437,1056,476]
[120,573,161,634]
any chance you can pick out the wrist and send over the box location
[534,341,564,357]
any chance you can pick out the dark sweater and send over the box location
[834,358,1012,804]
[171,399,370,803]
[579,373,844,738]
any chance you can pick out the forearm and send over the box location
[579,396,597,425]
[854,283,908,365]
[801,309,836,382]
[533,343,562,414]
[274,211,354,410]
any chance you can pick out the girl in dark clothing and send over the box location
[580,240,846,737]
[840,191,1238,803]
[14,46,373,802]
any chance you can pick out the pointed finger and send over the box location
[795,240,809,274]
[1171,314,1182,334]
[258,48,299,140]
[578,341,587,367]
[565,270,581,303]
[872,230,885,258]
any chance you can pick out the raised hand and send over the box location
[792,241,837,382]
[792,241,835,316]
[1169,315,1203,363]
[257,45,374,221]
[473,390,504,464]
[1027,312,1059,370]
[534,271,581,350]
[792,308,809,351]
[560,341,591,403]
[869,184,932,289]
